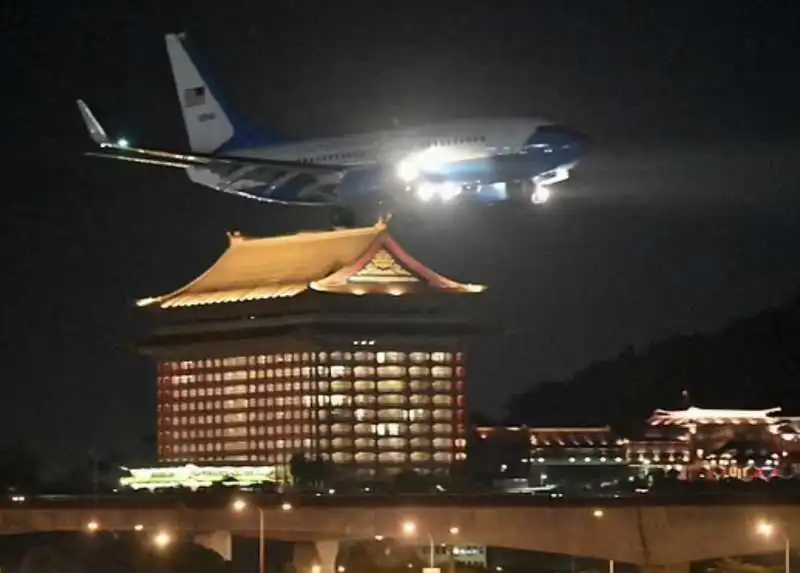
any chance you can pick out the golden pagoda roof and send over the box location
[138,221,485,309]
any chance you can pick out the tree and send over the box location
[306,456,335,489]
[392,469,440,493]
[0,446,41,493]
[289,452,309,487]
[20,545,85,573]
[506,294,800,427]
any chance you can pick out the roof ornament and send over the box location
[227,230,245,245]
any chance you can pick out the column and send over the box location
[195,531,233,561]
[293,540,340,573]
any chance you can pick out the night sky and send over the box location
[4,1,800,466]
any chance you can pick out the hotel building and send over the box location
[138,222,485,481]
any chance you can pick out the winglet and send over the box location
[76,99,111,147]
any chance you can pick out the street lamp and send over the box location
[152,531,172,550]
[233,499,266,573]
[756,519,790,573]
[401,520,459,569]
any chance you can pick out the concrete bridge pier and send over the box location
[294,540,340,573]
[194,530,233,561]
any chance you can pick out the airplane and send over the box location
[78,32,588,226]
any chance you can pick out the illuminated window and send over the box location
[331,381,352,392]
[331,366,351,378]
[377,365,405,378]
[379,452,407,463]
[354,395,376,405]
[223,385,247,396]
[354,380,375,392]
[378,394,406,406]
[354,408,376,421]
[431,366,452,378]
[407,409,429,422]
[378,437,407,449]
[376,423,402,436]
[374,379,402,393]
[377,351,405,364]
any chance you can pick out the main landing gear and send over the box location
[330,200,396,229]
[508,180,552,205]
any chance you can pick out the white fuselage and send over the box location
[227,117,546,166]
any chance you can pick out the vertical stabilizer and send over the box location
[165,33,237,153]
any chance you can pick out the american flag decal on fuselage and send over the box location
[184,86,206,107]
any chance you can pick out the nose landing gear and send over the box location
[530,185,551,204]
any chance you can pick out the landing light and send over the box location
[116,138,129,148]
[397,146,472,183]
[415,181,461,202]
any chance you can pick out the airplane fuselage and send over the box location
[188,117,587,207]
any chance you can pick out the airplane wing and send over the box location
[76,99,350,175]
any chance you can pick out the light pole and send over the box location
[592,508,614,573]
[756,520,790,573]
[233,499,266,573]
[401,520,459,570]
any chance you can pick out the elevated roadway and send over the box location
[2,493,799,569]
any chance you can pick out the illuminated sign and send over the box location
[119,464,280,491]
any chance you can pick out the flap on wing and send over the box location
[91,143,351,175]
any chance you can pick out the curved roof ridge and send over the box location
[137,221,391,308]
[137,234,240,307]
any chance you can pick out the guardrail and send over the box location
[4,489,800,510]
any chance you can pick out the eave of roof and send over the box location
[138,221,485,309]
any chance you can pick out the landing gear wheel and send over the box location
[330,206,357,228]
[531,184,551,204]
